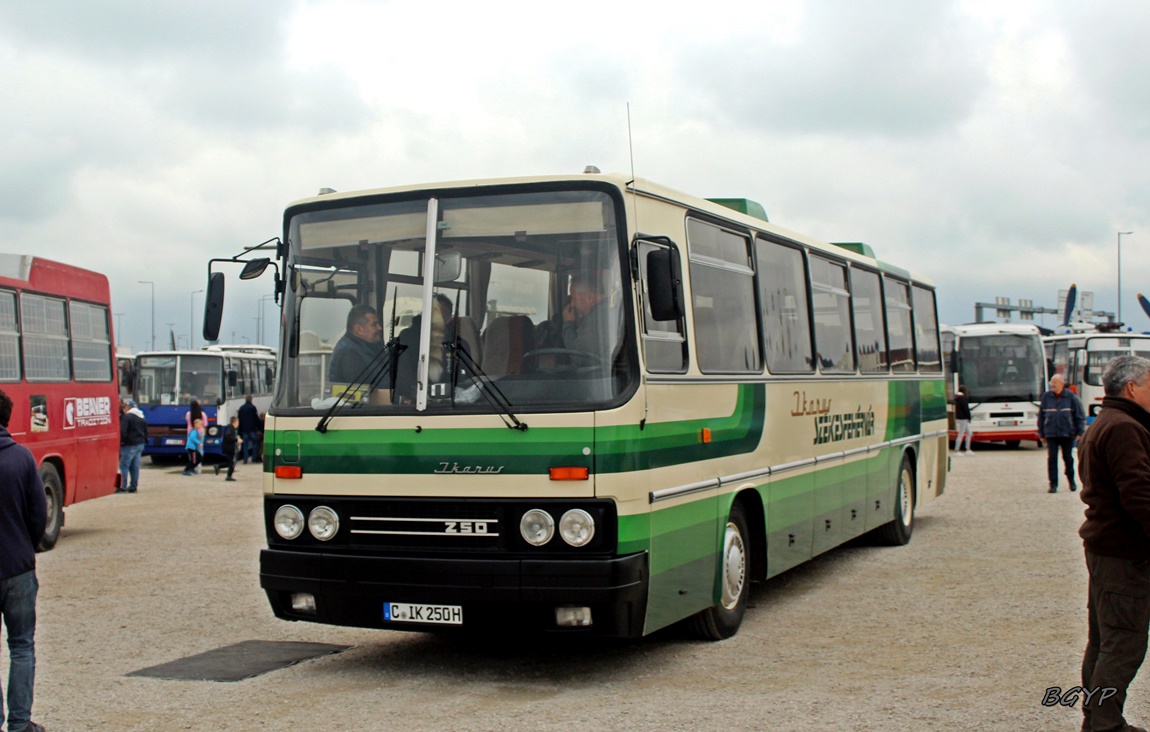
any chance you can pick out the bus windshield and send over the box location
[136,354,223,406]
[957,334,1045,403]
[277,188,632,412]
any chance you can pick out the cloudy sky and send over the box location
[2,0,1148,352]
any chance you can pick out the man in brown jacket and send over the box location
[1078,354,1150,732]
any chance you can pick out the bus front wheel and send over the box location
[875,453,914,546]
[691,502,750,641]
[37,463,64,552]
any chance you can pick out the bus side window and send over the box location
[911,285,942,373]
[809,256,854,373]
[756,238,814,374]
[686,219,760,374]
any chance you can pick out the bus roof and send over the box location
[943,323,1043,336]
[0,254,110,299]
[284,173,936,288]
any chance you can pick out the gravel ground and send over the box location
[13,445,1128,731]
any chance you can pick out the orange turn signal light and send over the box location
[549,466,589,481]
[275,465,303,479]
[701,427,712,443]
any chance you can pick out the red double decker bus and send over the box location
[0,254,120,550]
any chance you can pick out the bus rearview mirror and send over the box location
[434,251,462,283]
[203,272,225,342]
[646,247,684,321]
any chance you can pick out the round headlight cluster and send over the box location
[273,504,339,541]
[207,424,221,437]
[519,508,596,547]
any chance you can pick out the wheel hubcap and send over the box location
[720,522,746,610]
[899,468,912,527]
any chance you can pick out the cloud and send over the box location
[678,0,990,137]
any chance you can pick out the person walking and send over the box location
[182,417,204,476]
[953,385,973,455]
[0,388,48,732]
[117,399,147,493]
[214,416,241,481]
[1038,373,1086,492]
[1077,355,1150,732]
[237,395,261,464]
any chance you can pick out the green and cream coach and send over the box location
[204,170,947,640]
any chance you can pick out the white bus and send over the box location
[134,347,275,458]
[942,323,1046,447]
[207,172,948,639]
[1044,332,1150,422]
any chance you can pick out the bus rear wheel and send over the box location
[875,453,914,546]
[690,502,749,641]
[37,463,64,552]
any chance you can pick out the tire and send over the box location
[691,502,750,641]
[875,453,914,546]
[37,463,64,552]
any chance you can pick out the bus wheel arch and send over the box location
[875,449,916,546]
[690,497,753,641]
[37,460,65,553]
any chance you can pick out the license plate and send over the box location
[997,420,1018,427]
[165,438,185,446]
[384,602,463,625]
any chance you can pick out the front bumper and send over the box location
[260,549,649,637]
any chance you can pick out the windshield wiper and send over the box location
[315,338,405,433]
[447,341,527,431]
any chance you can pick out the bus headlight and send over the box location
[308,506,340,541]
[207,425,221,437]
[274,505,305,540]
[558,509,595,547]
[520,509,554,546]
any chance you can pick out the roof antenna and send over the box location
[627,102,636,186]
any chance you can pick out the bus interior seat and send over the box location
[482,315,536,378]
[452,316,483,367]
[299,330,322,352]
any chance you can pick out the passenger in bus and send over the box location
[394,294,472,403]
[536,272,619,363]
[0,388,47,732]
[328,304,385,386]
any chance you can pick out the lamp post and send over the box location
[189,289,203,350]
[1118,231,1134,324]
[258,294,275,345]
[138,281,155,351]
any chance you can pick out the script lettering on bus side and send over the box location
[813,405,876,445]
[434,462,505,475]
[791,390,831,416]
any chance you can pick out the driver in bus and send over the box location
[328,304,385,390]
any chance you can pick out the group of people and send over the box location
[327,274,612,394]
[955,356,1150,731]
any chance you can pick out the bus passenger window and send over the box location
[809,256,854,373]
[756,239,814,373]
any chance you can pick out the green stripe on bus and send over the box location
[269,384,765,475]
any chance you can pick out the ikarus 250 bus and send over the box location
[204,171,948,640]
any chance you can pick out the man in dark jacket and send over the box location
[0,388,47,732]
[1038,374,1086,492]
[236,395,262,465]
[1077,355,1150,732]
[118,399,147,493]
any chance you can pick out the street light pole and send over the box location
[258,294,275,345]
[1118,231,1133,324]
[190,289,203,350]
[138,281,155,351]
